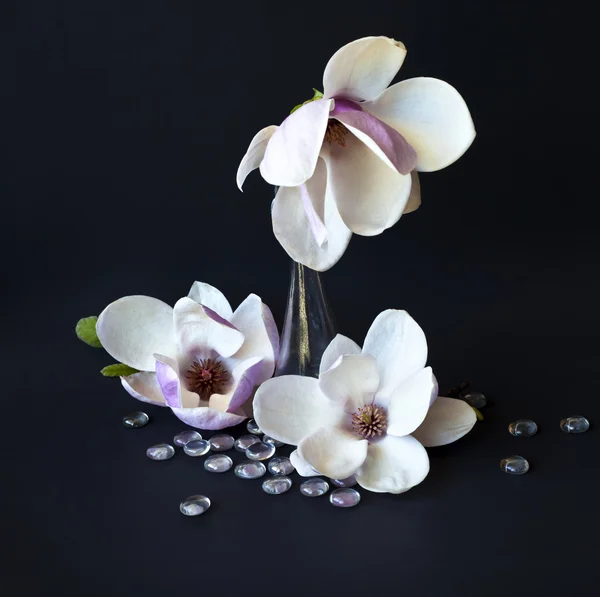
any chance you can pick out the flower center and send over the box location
[324,119,348,146]
[351,404,387,439]
[185,358,230,400]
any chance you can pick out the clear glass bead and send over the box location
[262,476,292,495]
[300,478,329,497]
[146,443,175,461]
[204,454,233,473]
[246,442,276,461]
[173,430,202,447]
[234,434,262,452]
[330,488,361,507]
[122,411,149,428]
[268,457,295,476]
[234,460,267,480]
[209,434,235,452]
[180,495,211,516]
[560,416,590,434]
[508,419,538,437]
[500,455,530,475]
[183,439,211,456]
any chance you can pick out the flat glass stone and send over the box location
[268,456,295,476]
[180,495,211,516]
[262,476,292,495]
[204,454,233,473]
[246,442,276,461]
[500,455,530,475]
[209,434,235,452]
[234,460,267,480]
[462,392,487,408]
[330,487,361,507]
[174,430,202,447]
[123,411,149,428]
[560,416,590,434]
[234,434,262,452]
[146,443,175,461]
[246,419,262,435]
[183,439,211,456]
[508,419,538,437]
[300,478,330,497]
[263,435,285,448]
[330,475,357,488]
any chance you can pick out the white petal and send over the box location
[298,427,368,479]
[319,354,379,412]
[187,282,233,319]
[237,125,278,190]
[356,434,429,494]
[403,171,421,214]
[324,132,412,236]
[363,310,427,400]
[319,334,362,375]
[260,98,333,187]
[121,372,166,406]
[387,367,437,437]
[272,162,352,272]
[323,36,407,102]
[173,297,244,359]
[209,356,263,413]
[412,397,476,447]
[364,77,476,172]
[290,449,321,477]
[253,375,345,446]
[97,296,177,371]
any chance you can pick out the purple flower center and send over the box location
[185,358,230,400]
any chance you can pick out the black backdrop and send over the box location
[4,1,599,595]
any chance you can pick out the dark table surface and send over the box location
[4,1,599,595]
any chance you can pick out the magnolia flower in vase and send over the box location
[94,282,278,430]
[238,35,476,271]
[254,310,476,493]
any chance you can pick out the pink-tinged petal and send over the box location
[121,372,166,406]
[290,449,322,477]
[319,334,362,375]
[187,282,233,319]
[298,427,368,480]
[412,397,476,447]
[230,294,278,384]
[209,356,264,413]
[363,310,427,401]
[324,132,412,236]
[300,182,327,247]
[356,434,429,494]
[318,354,380,412]
[260,98,333,187]
[170,406,247,430]
[253,375,346,446]
[330,98,363,115]
[237,125,278,190]
[272,161,352,272]
[323,36,407,102]
[173,297,244,359]
[364,77,476,172]
[97,296,177,371]
[403,171,421,214]
[386,367,437,437]
[154,354,200,409]
[334,110,417,175]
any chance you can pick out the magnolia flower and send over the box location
[237,36,475,271]
[254,310,476,493]
[96,282,279,430]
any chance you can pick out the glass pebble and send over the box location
[330,487,361,508]
[508,419,538,437]
[262,476,292,495]
[560,416,590,434]
[300,478,330,497]
[462,392,487,408]
[174,430,202,447]
[268,456,295,476]
[500,455,530,475]
[246,419,262,435]
[183,439,211,456]
[234,434,262,452]
[246,442,276,461]
[122,411,149,428]
[263,435,285,448]
[234,460,267,480]
[204,454,233,473]
[330,475,357,488]
[180,495,211,516]
[146,443,175,461]
[209,434,235,452]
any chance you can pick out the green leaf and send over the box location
[101,363,139,377]
[290,89,324,114]
[312,88,324,99]
[472,406,484,421]
[290,102,304,114]
[75,316,103,348]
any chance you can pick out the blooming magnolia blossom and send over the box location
[96,282,279,430]
[237,36,476,271]
[254,310,476,493]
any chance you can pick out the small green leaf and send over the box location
[101,363,139,377]
[290,102,304,114]
[290,89,325,114]
[311,88,324,99]
[472,406,484,421]
[76,316,102,348]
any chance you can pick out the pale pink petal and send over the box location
[412,397,476,447]
[121,372,166,406]
[319,334,361,375]
[170,406,247,430]
[298,159,328,246]
[97,296,177,371]
[154,354,200,409]
[403,171,421,214]
[237,125,278,190]
[356,434,429,494]
[290,450,321,477]
[323,36,407,102]
[208,356,263,413]
[187,282,233,319]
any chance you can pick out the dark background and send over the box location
[3,1,599,595]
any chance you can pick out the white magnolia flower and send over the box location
[254,310,476,493]
[237,36,475,271]
[96,282,279,430]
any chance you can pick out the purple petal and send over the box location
[203,305,238,329]
[155,358,183,408]
[226,358,265,413]
[330,98,363,115]
[171,406,247,430]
